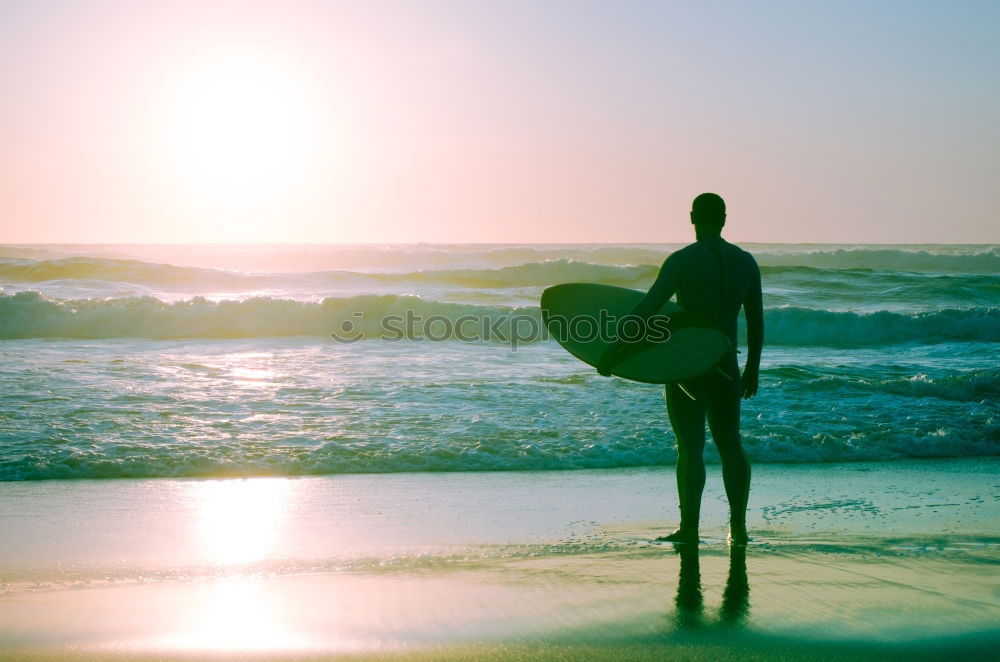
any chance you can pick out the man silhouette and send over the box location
[597,193,763,544]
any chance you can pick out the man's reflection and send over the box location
[673,544,749,630]
[673,543,704,629]
[720,544,749,625]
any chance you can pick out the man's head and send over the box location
[690,193,726,235]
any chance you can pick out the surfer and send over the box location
[596,193,763,545]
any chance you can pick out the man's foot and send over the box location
[728,526,750,546]
[655,529,699,544]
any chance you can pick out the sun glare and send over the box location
[148,49,329,237]
[193,478,294,565]
[165,578,306,652]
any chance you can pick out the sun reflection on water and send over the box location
[166,577,309,652]
[229,365,275,385]
[193,478,293,565]
[154,478,318,652]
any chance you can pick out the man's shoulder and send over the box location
[661,242,708,273]
[671,242,702,257]
[724,241,759,269]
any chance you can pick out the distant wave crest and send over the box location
[754,247,1000,273]
[2,247,999,294]
[0,256,659,289]
[4,243,999,272]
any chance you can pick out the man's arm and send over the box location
[741,259,763,398]
[596,255,679,376]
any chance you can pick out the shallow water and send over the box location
[0,243,997,480]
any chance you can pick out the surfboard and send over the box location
[540,283,731,384]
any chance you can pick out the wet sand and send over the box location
[1,459,997,659]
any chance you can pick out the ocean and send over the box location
[0,243,997,481]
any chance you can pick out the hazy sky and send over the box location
[1,0,998,243]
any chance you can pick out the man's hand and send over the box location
[740,362,759,399]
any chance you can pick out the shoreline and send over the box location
[1,459,997,657]
[4,635,1000,662]
[4,451,999,480]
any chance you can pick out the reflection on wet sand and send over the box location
[674,544,749,631]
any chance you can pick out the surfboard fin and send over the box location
[677,383,697,401]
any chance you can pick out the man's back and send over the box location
[666,237,761,348]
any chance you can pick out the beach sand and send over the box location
[1,459,997,660]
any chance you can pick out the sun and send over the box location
[147,48,329,238]
[166,56,313,191]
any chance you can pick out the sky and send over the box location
[0,0,998,244]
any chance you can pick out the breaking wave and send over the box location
[1,291,997,345]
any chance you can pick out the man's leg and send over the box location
[660,383,707,542]
[707,363,750,544]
